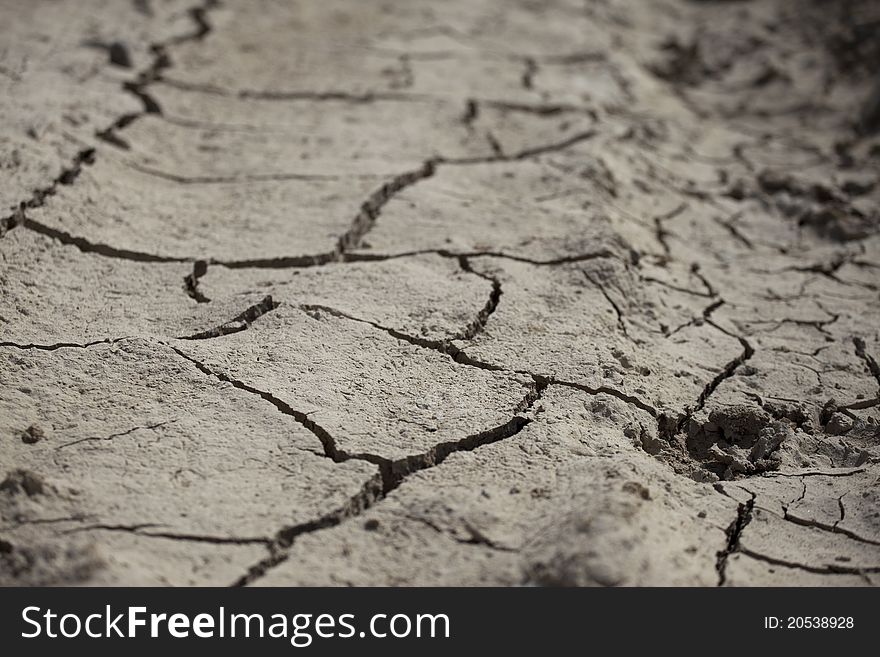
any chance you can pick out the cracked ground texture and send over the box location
[1,0,879,587]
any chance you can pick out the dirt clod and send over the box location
[0,469,46,497]
[20,424,44,444]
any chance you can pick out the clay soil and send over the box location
[1,0,879,586]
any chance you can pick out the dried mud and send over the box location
[1,0,879,586]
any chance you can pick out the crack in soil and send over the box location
[20,217,188,262]
[214,247,621,271]
[715,492,755,586]
[8,119,600,272]
[65,523,268,546]
[853,336,880,392]
[56,420,176,450]
[335,161,437,255]
[166,343,545,586]
[229,475,384,587]
[0,338,125,351]
[183,260,211,303]
[127,162,358,184]
[158,76,429,103]
[177,295,279,340]
[0,148,96,238]
[667,299,725,337]
[688,319,756,419]
[583,270,632,341]
[451,255,502,341]
[2,0,221,265]
[297,303,658,417]
[738,548,880,578]
[97,0,220,148]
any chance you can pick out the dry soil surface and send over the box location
[1,0,880,586]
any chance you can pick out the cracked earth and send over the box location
[1,0,879,586]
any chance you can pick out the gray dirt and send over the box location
[1,0,879,586]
